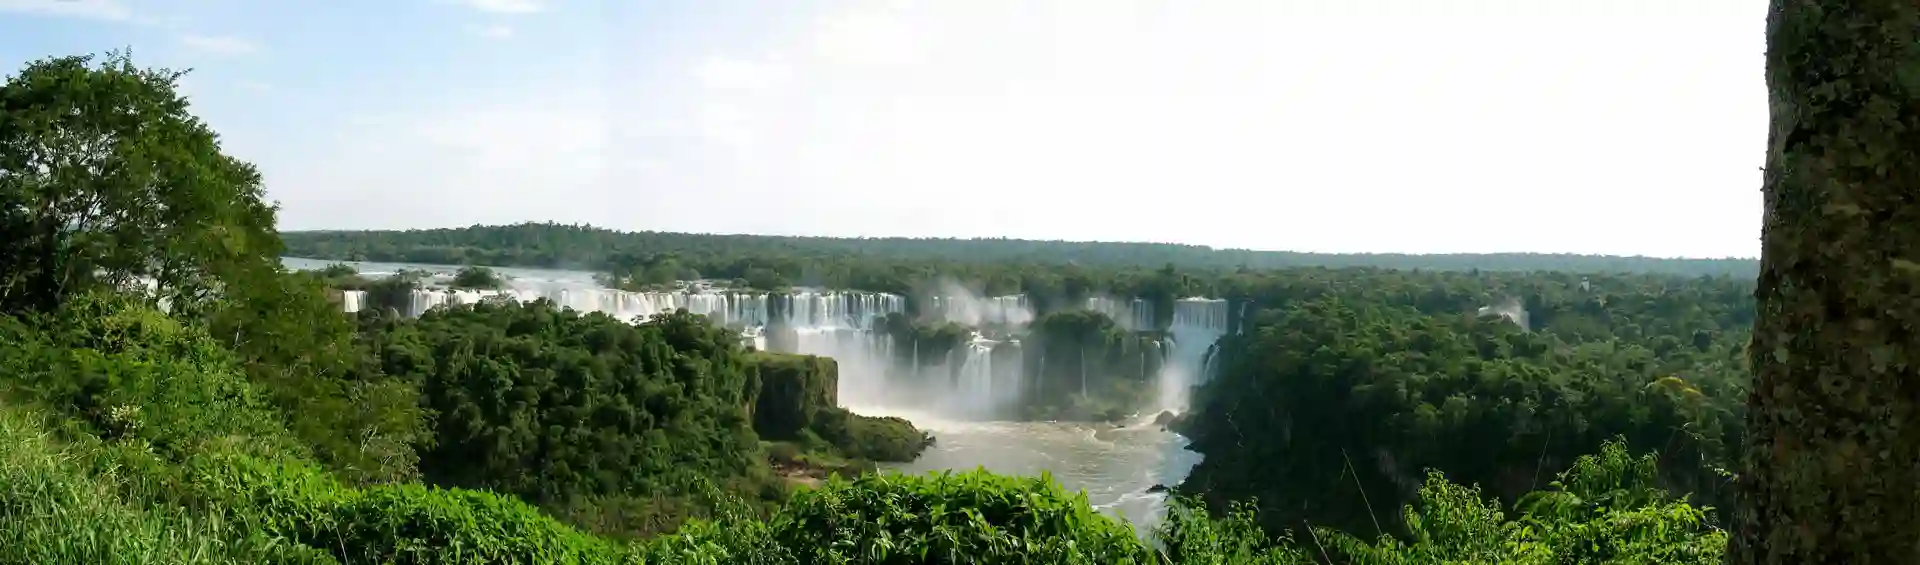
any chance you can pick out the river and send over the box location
[853,405,1203,532]
[282,257,1204,531]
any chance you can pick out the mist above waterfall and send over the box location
[1476,297,1531,331]
[298,258,1237,423]
[1084,295,1155,331]
[923,278,1034,328]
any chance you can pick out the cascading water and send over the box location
[284,258,1203,531]
[1085,296,1155,330]
[773,291,904,410]
[1156,298,1229,412]
[928,294,1034,327]
[954,338,997,417]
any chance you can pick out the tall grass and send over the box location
[0,405,331,564]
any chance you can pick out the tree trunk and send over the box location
[1733,1,1920,563]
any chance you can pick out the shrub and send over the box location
[770,469,1155,564]
[807,407,933,463]
[451,266,505,290]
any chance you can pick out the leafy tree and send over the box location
[1731,1,1920,562]
[450,265,504,290]
[0,52,279,316]
[208,268,431,484]
[363,269,427,315]
[360,301,774,534]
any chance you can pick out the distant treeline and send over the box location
[281,222,1759,277]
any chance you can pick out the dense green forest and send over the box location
[1179,268,1752,540]
[282,222,1759,281]
[0,51,1801,563]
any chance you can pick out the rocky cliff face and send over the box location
[749,352,839,440]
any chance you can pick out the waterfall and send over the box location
[290,261,1235,422]
[955,339,996,417]
[1085,296,1154,330]
[1157,298,1229,412]
[928,294,1034,326]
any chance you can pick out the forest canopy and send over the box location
[0,50,1766,564]
[282,222,1759,280]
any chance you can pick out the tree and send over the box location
[450,265,503,289]
[1732,2,1920,562]
[0,52,280,316]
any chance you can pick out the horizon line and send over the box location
[279,222,1761,262]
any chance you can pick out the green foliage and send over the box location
[0,51,281,317]
[0,49,1746,563]
[1179,270,1752,538]
[1152,499,1313,564]
[749,352,929,465]
[768,469,1156,564]
[875,314,973,365]
[0,403,330,565]
[1317,439,1726,565]
[181,442,641,565]
[0,297,639,564]
[360,300,770,531]
[1021,309,1162,420]
[807,407,933,463]
[0,291,296,459]
[281,223,1759,281]
[363,269,429,314]
[316,263,359,279]
[451,266,505,290]
[0,293,1728,564]
[209,267,431,484]
[751,352,839,440]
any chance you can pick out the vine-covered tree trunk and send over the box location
[1734,1,1920,563]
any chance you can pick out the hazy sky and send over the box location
[1,0,1766,258]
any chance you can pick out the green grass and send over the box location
[0,405,331,564]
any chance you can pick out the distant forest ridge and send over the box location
[280,222,1760,277]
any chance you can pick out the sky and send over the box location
[0,0,1767,258]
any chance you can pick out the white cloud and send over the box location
[180,34,258,56]
[271,0,1768,258]
[0,0,132,22]
[456,0,546,15]
[470,24,514,39]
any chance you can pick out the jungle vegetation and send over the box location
[3,8,1904,559]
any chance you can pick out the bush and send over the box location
[0,404,333,565]
[183,443,642,564]
[770,469,1155,564]
[0,292,297,459]
[451,266,505,290]
[807,407,933,463]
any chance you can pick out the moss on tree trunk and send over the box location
[1734,1,1920,562]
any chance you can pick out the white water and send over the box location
[1477,297,1532,331]
[1086,296,1156,331]
[1156,298,1230,412]
[856,406,1203,532]
[926,294,1034,327]
[284,257,1211,528]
